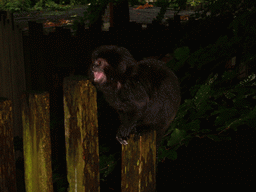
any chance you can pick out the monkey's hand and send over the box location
[116,129,141,145]
[116,136,128,145]
[116,125,136,145]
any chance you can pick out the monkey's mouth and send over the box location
[93,71,105,83]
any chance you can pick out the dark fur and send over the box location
[91,45,181,148]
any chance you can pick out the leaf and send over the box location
[207,134,221,141]
[168,128,187,146]
[193,84,211,110]
[165,149,177,160]
[174,46,190,61]
[214,108,239,126]
[180,119,200,132]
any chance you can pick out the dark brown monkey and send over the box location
[91,45,181,148]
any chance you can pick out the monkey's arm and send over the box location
[116,84,149,145]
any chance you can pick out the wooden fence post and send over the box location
[63,76,99,192]
[21,92,53,192]
[0,11,26,144]
[121,131,156,192]
[0,98,17,192]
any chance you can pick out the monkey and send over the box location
[90,45,181,149]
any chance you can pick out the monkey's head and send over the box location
[92,58,108,84]
[91,45,137,88]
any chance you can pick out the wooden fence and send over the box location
[0,9,180,165]
[0,77,156,192]
[0,10,180,191]
[0,11,26,141]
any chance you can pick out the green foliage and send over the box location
[159,7,256,162]
[158,147,178,161]
[168,128,187,146]
[186,0,201,7]
[71,0,108,31]
[33,0,71,11]
[195,0,256,19]
[0,0,73,12]
[99,145,119,180]
[174,46,190,61]
[51,159,69,192]
[161,71,256,160]
[3,0,31,12]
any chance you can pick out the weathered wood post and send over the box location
[0,98,17,192]
[21,91,53,192]
[63,76,99,192]
[121,131,156,192]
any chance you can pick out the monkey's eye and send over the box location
[94,61,101,67]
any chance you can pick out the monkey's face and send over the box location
[92,58,108,84]
[92,57,122,89]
